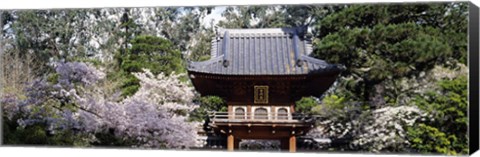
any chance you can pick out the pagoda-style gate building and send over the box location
[187,27,343,152]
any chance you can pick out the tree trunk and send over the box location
[363,79,386,109]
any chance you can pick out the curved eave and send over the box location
[187,55,345,76]
[187,66,343,99]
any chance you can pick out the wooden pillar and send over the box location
[227,134,234,151]
[270,105,276,119]
[247,104,252,119]
[228,105,233,119]
[289,135,296,152]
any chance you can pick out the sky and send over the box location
[201,6,227,28]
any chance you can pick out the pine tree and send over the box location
[311,3,468,107]
[118,35,185,96]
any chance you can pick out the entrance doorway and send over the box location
[239,139,281,151]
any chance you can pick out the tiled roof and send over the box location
[187,27,344,75]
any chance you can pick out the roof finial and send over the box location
[292,32,303,67]
[222,31,230,67]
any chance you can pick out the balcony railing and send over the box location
[207,112,317,123]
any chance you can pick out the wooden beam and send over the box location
[289,135,296,152]
[227,134,234,151]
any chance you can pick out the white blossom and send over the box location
[7,62,200,149]
[351,105,428,152]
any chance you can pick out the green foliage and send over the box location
[153,7,213,61]
[91,131,137,147]
[407,123,457,155]
[312,94,346,114]
[189,96,227,122]
[295,97,318,114]
[217,5,342,31]
[127,35,185,74]
[3,120,92,146]
[121,79,140,97]
[311,6,469,153]
[4,9,111,77]
[188,29,214,61]
[47,73,59,84]
[311,94,354,123]
[3,105,91,146]
[407,76,468,155]
[312,3,467,105]
[116,35,185,96]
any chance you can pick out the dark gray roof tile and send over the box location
[188,27,344,75]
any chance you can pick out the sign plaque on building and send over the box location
[254,86,269,104]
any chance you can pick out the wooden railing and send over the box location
[207,112,318,122]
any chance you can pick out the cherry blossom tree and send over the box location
[351,105,429,152]
[3,61,201,148]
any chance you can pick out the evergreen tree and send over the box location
[118,35,185,96]
[311,3,468,107]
